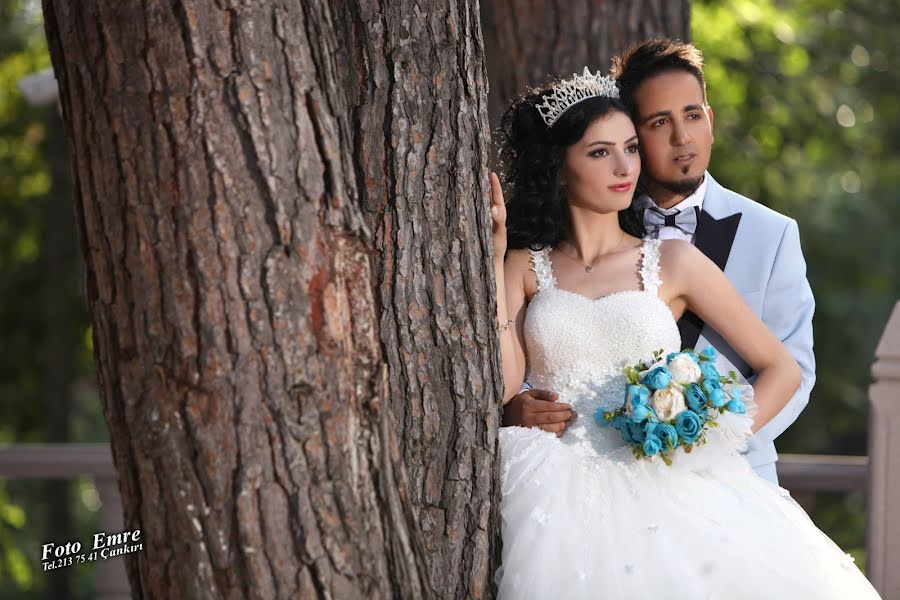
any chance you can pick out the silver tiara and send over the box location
[535,67,620,127]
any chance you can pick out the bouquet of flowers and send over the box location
[596,346,749,465]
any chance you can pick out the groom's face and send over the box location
[632,70,714,197]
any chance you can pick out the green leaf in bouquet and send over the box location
[624,366,642,385]
[661,454,673,466]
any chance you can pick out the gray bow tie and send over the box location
[643,206,700,237]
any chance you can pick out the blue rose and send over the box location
[700,377,721,397]
[626,420,646,444]
[655,423,679,450]
[674,410,703,444]
[666,352,680,363]
[684,383,708,412]
[730,386,742,402]
[643,434,663,456]
[699,346,718,362]
[626,384,651,406]
[631,404,650,422]
[708,387,727,408]
[699,362,721,383]
[726,399,747,414]
[594,406,609,427]
[642,366,672,391]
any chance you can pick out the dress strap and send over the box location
[639,238,663,295]
[529,247,556,292]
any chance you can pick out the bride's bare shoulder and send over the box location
[658,238,703,265]
[656,239,709,287]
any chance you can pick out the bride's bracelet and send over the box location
[497,318,514,333]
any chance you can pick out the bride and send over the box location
[489,70,880,599]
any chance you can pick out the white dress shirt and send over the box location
[634,175,709,243]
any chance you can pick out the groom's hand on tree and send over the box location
[502,389,575,436]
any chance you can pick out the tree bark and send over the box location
[482,0,691,127]
[41,1,499,598]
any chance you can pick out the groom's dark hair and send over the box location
[610,39,707,115]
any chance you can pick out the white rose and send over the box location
[668,354,702,385]
[650,385,687,421]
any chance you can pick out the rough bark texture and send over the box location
[482,0,691,127]
[42,0,499,598]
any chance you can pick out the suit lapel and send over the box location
[677,178,743,350]
[694,210,742,272]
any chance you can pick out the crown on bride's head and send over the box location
[535,68,620,128]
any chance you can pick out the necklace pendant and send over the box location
[585,265,593,273]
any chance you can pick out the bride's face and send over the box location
[561,110,641,214]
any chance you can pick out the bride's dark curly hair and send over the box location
[495,87,646,251]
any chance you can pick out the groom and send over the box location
[502,39,816,485]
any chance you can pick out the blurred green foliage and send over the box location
[1,1,103,598]
[694,0,900,566]
[694,0,900,451]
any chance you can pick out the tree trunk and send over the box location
[482,0,691,127]
[332,3,502,596]
[41,1,499,598]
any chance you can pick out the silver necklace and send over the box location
[557,231,627,273]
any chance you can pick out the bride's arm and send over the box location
[661,241,802,433]
[496,253,529,403]
[490,173,528,403]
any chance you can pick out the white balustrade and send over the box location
[868,300,900,599]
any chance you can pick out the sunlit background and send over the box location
[1,0,897,597]
[693,0,899,570]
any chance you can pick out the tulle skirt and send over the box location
[495,404,881,600]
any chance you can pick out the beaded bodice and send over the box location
[524,238,682,454]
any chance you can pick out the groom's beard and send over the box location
[655,173,705,197]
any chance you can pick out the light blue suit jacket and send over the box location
[688,174,816,483]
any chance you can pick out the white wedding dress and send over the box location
[496,238,881,600]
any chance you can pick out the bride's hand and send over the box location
[490,172,507,261]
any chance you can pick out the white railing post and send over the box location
[868,300,900,598]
